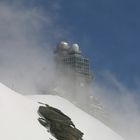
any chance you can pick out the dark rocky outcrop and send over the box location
[38,102,84,140]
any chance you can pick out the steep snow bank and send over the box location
[0,82,124,140]
[0,83,55,140]
[30,95,124,140]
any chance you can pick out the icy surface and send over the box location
[0,83,55,140]
[30,95,124,140]
[0,83,124,140]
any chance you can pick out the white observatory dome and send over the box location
[71,43,80,53]
[58,41,69,50]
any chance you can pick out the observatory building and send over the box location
[54,41,93,80]
[54,42,108,125]
[54,41,93,101]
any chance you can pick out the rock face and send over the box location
[38,103,84,140]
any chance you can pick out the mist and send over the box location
[0,1,140,140]
[92,72,140,140]
[0,1,64,94]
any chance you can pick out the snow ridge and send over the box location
[0,83,123,140]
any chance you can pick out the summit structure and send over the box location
[54,41,93,80]
[54,41,109,126]
[54,41,93,102]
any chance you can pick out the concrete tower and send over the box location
[54,41,93,103]
[54,41,109,126]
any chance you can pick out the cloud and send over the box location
[0,1,68,94]
[92,71,140,140]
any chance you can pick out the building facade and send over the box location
[54,41,109,126]
[54,41,93,102]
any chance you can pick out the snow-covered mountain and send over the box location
[0,83,124,140]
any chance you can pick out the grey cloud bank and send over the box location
[0,2,58,94]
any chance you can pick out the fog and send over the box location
[92,72,140,140]
[0,1,62,94]
[0,1,140,140]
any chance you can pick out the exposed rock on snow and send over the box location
[38,103,84,140]
[0,83,124,140]
[30,95,124,140]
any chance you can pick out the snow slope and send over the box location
[0,83,55,140]
[0,82,124,140]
